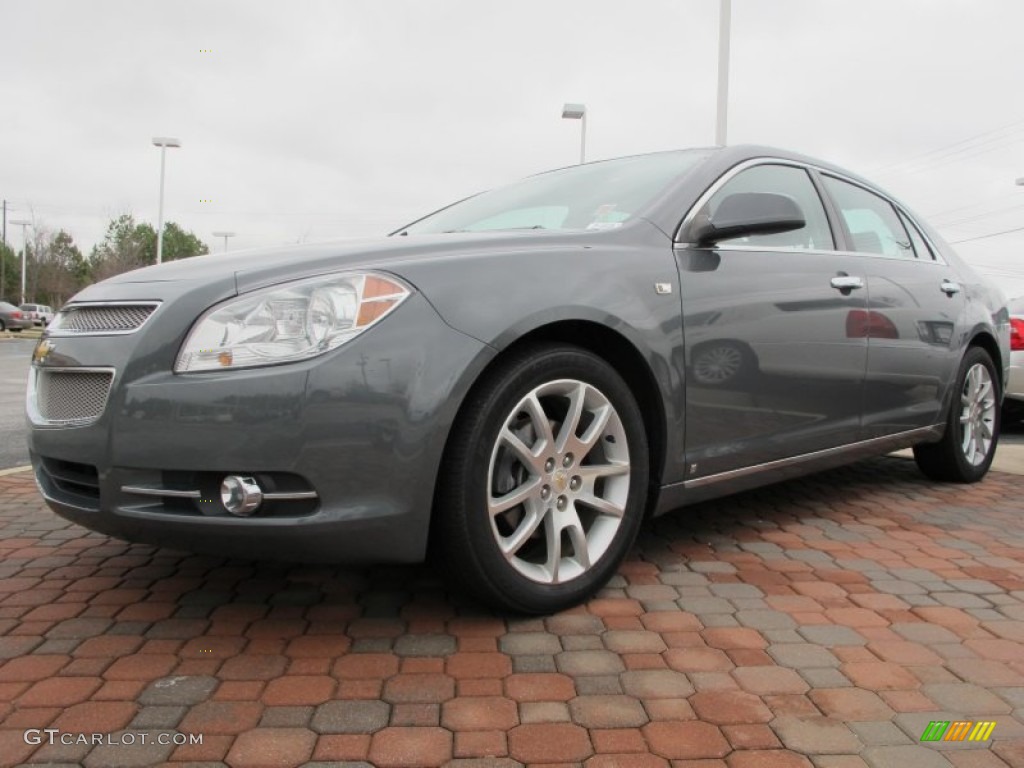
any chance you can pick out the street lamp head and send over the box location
[562,103,586,120]
[152,137,182,148]
[9,219,31,227]
[212,231,236,238]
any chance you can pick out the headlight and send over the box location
[174,272,410,372]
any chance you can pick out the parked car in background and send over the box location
[0,302,32,332]
[20,304,54,327]
[26,145,1010,614]
[1003,296,1024,423]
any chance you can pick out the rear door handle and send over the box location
[831,275,864,291]
[941,279,961,296]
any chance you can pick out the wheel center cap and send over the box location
[552,470,569,493]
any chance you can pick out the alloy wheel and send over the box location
[486,378,630,584]
[959,362,996,466]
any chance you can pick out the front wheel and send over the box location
[436,344,649,614]
[914,346,1000,483]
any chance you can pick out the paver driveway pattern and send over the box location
[0,456,1022,767]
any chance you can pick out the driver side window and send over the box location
[703,164,835,250]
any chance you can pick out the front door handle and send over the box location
[831,275,864,291]
[941,279,962,296]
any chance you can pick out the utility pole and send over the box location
[1,200,6,301]
[715,0,732,146]
[10,219,30,305]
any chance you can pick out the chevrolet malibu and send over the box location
[27,146,1009,613]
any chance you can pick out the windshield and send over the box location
[397,150,711,235]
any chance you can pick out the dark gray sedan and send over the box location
[26,146,1009,613]
[0,301,33,332]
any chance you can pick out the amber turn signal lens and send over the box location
[356,299,397,327]
[363,275,403,299]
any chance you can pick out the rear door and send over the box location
[819,175,964,435]
[676,162,869,479]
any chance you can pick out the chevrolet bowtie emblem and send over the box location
[33,339,55,365]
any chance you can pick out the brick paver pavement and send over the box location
[0,456,1022,767]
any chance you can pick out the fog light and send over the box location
[221,475,263,516]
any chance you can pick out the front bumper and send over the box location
[28,291,493,563]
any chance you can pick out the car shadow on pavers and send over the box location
[0,455,1023,767]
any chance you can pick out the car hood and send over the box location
[87,230,606,298]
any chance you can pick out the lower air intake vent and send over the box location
[35,369,114,425]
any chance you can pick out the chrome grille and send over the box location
[35,369,113,425]
[52,303,158,334]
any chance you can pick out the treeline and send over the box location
[0,214,208,307]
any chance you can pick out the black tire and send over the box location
[0,319,5,332]
[1002,399,1024,426]
[914,346,1000,483]
[435,343,649,614]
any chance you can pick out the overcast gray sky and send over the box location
[3,0,1024,286]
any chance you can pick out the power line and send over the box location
[934,201,1024,229]
[969,266,1024,278]
[926,191,1019,221]
[950,224,1024,245]
[876,133,1024,181]
[870,117,1024,177]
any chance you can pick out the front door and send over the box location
[677,163,868,479]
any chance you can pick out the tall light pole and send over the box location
[561,103,587,164]
[212,231,236,253]
[1,200,7,301]
[715,0,732,146]
[152,137,181,265]
[10,219,30,305]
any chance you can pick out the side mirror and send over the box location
[689,192,806,247]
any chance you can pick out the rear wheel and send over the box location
[0,319,5,331]
[436,343,649,614]
[914,346,999,483]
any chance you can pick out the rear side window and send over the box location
[702,164,834,250]
[823,176,915,258]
